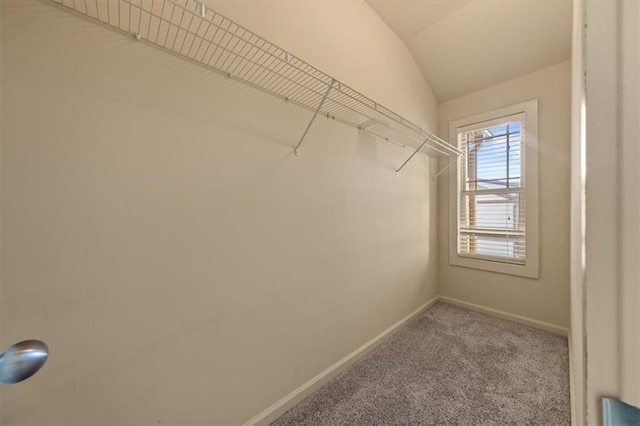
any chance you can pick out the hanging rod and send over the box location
[46,0,461,176]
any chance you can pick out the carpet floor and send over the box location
[272,302,570,425]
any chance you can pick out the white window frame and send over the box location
[448,100,539,278]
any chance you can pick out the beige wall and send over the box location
[0,1,438,424]
[437,61,571,329]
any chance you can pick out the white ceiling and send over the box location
[367,0,572,102]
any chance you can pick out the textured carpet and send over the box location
[272,302,570,425]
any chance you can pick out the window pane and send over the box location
[476,137,507,181]
[459,193,525,231]
[458,118,525,265]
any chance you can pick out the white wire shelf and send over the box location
[46,0,461,175]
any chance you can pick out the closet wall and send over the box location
[437,61,572,329]
[0,1,438,424]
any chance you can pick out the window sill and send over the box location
[449,254,539,279]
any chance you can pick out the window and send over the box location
[449,100,539,278]
[458,117,525,263]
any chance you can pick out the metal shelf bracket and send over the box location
[295,79,336,157]
[395,136,431,176]
[433,157,457,180]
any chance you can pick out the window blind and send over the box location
[457,115,525,264]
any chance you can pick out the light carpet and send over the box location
[272,302,570,425]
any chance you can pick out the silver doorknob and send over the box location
[0,340,49,384]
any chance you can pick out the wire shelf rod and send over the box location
[46,0,461,172]
[123,0,446,146]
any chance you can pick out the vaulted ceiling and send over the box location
[367,0,573,102]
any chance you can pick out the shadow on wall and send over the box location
[358,129,379,164]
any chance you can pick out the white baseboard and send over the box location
[243,296,440,425]
[437,296,568,336]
